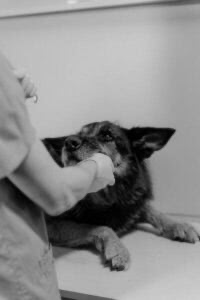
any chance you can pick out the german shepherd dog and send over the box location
[43,121,200,271]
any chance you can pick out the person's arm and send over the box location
[8,138,114,216]
[8,64,114,216]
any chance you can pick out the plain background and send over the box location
[0,2,200,216]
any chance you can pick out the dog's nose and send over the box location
[65,135,81,151]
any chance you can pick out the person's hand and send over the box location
[13,68,38,102]
[80,153,115,193]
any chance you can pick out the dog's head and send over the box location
[53,121,175,177]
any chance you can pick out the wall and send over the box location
[0,3,200,215]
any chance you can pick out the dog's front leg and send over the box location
[90,226,130,271]
[140,204,200,243]
[47,220,130,271]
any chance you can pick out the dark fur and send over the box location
[43,121,200,271]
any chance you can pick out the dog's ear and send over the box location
[42,137,66,166]
[126,127,175,159]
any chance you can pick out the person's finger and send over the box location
[30,95,38,103]
[13,68,27,80]
[29,86,37,98]
[21,77,37,98]
[25,81,37,97]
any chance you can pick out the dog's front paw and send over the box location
[93,226,130,271]
[162,222,200,243]
[104,240,130,271]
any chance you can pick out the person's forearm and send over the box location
[8,138,97,216]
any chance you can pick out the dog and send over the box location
[43,121,200,271]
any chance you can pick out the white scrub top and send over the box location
[0,55,61,300]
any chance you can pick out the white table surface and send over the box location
[53,221,200,300]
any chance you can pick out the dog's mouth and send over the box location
[61,146,125,176]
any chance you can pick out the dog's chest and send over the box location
[63,173,151,232]
[66,195,144,232]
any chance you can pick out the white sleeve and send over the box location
[0,53,36,179]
